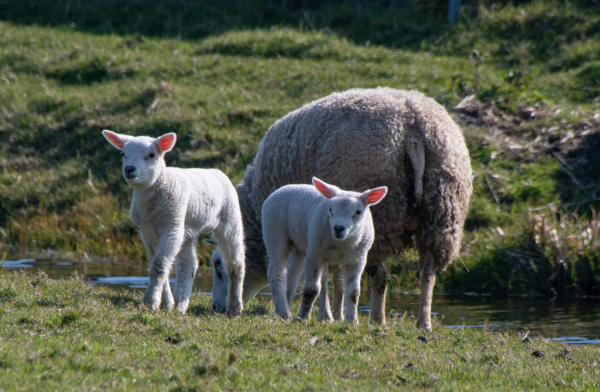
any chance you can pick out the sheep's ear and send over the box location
[155,133,177,153]
[204,238,218,246]
[312,177,339,199]
[102,130,132,150]
[360,186,388,207]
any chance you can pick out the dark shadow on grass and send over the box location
[244,303,270,316]
[99,292,141,308]
[188,303,215,317]
[556,130,600,209]
[0,0,452,51]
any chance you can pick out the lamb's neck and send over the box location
[131,171,172,204]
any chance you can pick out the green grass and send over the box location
[0,271,599,391]
[1,0,600,295]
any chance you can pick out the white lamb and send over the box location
[102,130,245,316]
[262,177,387,323]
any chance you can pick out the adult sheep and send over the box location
[210,87,472,330]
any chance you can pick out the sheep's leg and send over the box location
[215,233,245,318]
[331,265,344,321]
[173,238,198,314]
[267,246,292,319]
[286,251,305,310]
[295,255,323,321]
[366,256,387,325]
[143,230,184,311]
[343,258,367,324]
[416,255,435,331]
[317,267,333,323]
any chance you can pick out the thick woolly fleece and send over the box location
[213,87,472,328]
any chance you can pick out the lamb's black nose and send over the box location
[334,225,345,234]
[124,165,136,174]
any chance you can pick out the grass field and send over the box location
[1,0,600,296]
[0,271,599,391]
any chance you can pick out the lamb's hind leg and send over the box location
[317,267,333,323]
[416,252,435,331]
[215,232,245,318]
[331,265,344,321]
[296,255,323,321]
[173,238,198,314]
[162,280,175,311]
[343,258,367,324]
[365,255,387,325]
[286,251,305,310]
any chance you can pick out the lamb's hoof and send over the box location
[142,295,160,312]
[212,304,226,313]
[175,305,188,314]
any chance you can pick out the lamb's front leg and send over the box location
[140,233,174,311]
[296,255,323,321]
[316,267,333,323]
[343,258,367,324]
[173,238,198,314]
[143,231,184,311]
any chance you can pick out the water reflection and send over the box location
[2,255,600,343]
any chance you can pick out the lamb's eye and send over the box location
[329,207,332,213]
[355,210,362,215]
[214,260,221,268]
[148,153,155,159]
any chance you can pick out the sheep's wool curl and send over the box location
[242,87,472,272]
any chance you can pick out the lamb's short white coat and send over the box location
[102,130,245,316]
[261,178,386,323]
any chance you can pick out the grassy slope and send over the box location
[0,272,599,391]
[1,0,600,295]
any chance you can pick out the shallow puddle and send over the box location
[2,254,600,344]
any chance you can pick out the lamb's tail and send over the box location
[406,137,424,201]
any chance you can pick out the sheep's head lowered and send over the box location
[102,130,176,188]
[205,239,229,313]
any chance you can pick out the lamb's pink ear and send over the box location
[102,130,131,150]
[155,133,177,153]
[312,177,338,199]
[361,186,388,206]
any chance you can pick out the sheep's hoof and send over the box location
[226,305,243,318]
[317,315,334,324]
[416,319,432,332]
[369,315,386,325]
